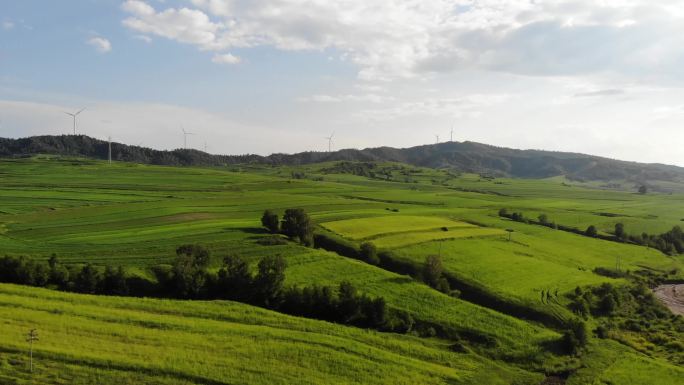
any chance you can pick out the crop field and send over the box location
[0,157,683,384]
[0,284,540,385]
[320,215,473,240]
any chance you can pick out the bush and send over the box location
[359,242,379,265]
[261,210,280,233]
[585,225,598,238]
[563,318,588,354]
[281,208,313,246]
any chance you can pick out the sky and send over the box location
[2,1,684,165]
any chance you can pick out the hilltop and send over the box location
[2,135,683,187]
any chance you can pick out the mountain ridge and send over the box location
[1,134,683,186]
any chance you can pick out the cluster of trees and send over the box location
[499,208,684,255]
[624,225,684,255]
[498,209,558,229]
[281,282,393,330]
[0,245,410,334]
[568,283,623,319]
[261,209,314,246]
[0,255,129,296]
[567,281,683,358]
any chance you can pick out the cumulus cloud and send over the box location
[2,20,14,30]
[211,53,240,64]
[87,37,112,53]
[120,0,684,82]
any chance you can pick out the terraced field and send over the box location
[0,157,683,384]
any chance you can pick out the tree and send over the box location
[585,225,598,238]
[100,266,128,296]
[254,255,287,307]
[360,242,379,265]
[171,244,211,299]
[423,255,444,289]
[75,264,101,294]
[615,223,625,240]
[261,210,280,233]
[498,208,509,217]
[217,255,253,301]
[281,208,313,246]
[563,318,588,354]
[337,281,361,323]
[599,293,617,315]
[638,185,648,194]
[538,214,549,225]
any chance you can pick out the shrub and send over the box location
[585,225,598,238]
[281,208,313,246]
[359,242,379,265]
[261,210,280,233]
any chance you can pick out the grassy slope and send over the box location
[0,157,683,384]
[0,284,539,385]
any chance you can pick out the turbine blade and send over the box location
[76,108,86,115]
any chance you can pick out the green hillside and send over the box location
[0,156,683,384]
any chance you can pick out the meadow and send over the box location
[0,156,683,384]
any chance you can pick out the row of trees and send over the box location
[0,245,410,334]
[499,208,684,255]
[0,255,129,296]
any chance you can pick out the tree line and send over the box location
[0,244,414,334]
[498,208,684,255]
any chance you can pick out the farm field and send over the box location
[0,283,538,385]
[0,156,683,384]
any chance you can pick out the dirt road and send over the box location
[654,284,684,316]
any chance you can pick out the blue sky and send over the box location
[2,1,684,165]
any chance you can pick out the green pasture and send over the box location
[1,157,684,384]
[0,284,540,385]
[320,215,472,240]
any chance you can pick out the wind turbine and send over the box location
[435,134,440,144]
[108,136,112,164]
[64,108,85,135]
[450,125,454,142]
[182,127,195,149]
[325,131,335,152]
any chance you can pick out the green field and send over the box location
[0,283,539,385]
[0,156,683,384]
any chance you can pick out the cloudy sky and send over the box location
[2,1,684,164]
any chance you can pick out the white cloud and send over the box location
[122,1,223,49]
[211,53,240,64]
[134,34,153,43]
[87,37,112,53]
[2,21,14,30]
[121,1,684,82]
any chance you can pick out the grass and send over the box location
[0,283,540,385]
[321,215,474,240]
[0,156,683,384]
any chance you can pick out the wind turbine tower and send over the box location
[435,134,440,144]
[64,108,85,135]
[108,136,112,164]
[450,125,454,142]
[182,127,195,149]
[325,131,335,152]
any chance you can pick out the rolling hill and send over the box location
[2,135,683,187]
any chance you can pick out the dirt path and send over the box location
[654,284,684,316]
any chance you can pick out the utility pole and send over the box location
[26,329,38,373]
[108,136,112,164]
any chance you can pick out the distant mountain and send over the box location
[2,135,683,186]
